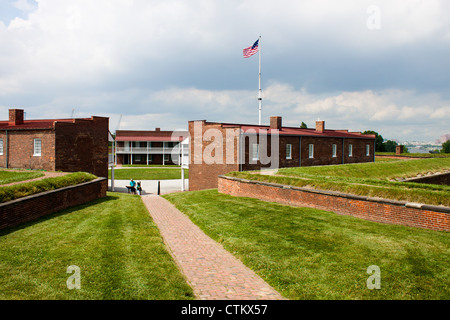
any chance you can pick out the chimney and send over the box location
[270,116,282,130]
[155,128,161,131]
[315,120,325,133]
[9,109,24,126]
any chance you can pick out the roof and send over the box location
[115,130,188,142]
[0,118,88,130]
[115,136,187,142]
[219,123,376,139]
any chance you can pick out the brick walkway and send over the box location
[141,195,286,300]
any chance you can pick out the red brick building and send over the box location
[189,116,376,190]
[0,109,109,177]
[115,129,189,166]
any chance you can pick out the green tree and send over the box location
[383,140,398,153]
[363,130,384,152]
[441,140,450,153]
[300,122,308,129]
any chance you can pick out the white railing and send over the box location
[116,146,188,154]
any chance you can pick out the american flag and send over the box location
[243,39,259,58]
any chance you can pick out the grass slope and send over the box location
[0,192,194,300]
[228,158,450,206]
[0,172,97,203]
[277,157,450,180]
[164,189,450,300]
[0,170,45,185]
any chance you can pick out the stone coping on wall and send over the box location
[400,171,450,186]
[218,175,450,214]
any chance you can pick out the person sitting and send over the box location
[137,181,142,195]
[129,179,136,194]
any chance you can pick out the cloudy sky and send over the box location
[0,0,449,142]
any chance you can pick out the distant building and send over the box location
[189,116,376,191]
[114,129,189,166]
[0,109,109,177]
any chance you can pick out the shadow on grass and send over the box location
[0,194,123,237]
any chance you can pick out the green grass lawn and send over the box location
[276,157,450,180]
[121,164,181,168]
[374,157,402,162]
[0,192,194,300]
[376,152,450,158]
[0,170,45,185]
[109,168,188,180]
[228,158,450,206]
[164,189,450,300]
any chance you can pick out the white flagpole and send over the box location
[258,36,262,125]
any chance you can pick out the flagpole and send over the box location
[258,35,262,125]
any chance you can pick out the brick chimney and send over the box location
[315,120,325,133]
[155,128,161,131]
[9,109,24,126]
[270,116,282,130]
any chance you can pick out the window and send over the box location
[34,139,42,156]
[164,154,170,162]
[0,139,3,155]
[366,144,370,156]
[309,144,314,158]
[286,144,292,159]
[332,144,337,158]
[349,144,353,157]
[252,144,259,161]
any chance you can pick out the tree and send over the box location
[383,140,398,153]
[300,122,308,129]
[363,130,384,152]
[442,140,450,153]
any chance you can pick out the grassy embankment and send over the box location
[0,172,97,203]
[0,192,194,300]
[376,152,450,158]
[227,158,450,207]
[0,170,45,185]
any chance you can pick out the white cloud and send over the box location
[0,0,448,143]
[12,0,37,12]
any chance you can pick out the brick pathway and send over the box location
[141,195,286,300]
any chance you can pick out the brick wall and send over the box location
[54,117,109,177]
[189,118,375,190]
[402,172,450,186]
[0,130,56,171]
[0,178,107,231]
[189,121,240,191]
[218,176,449,232]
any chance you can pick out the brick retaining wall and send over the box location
[218,176,449,232]
[401,172,450,186]
[0,177,107,231]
